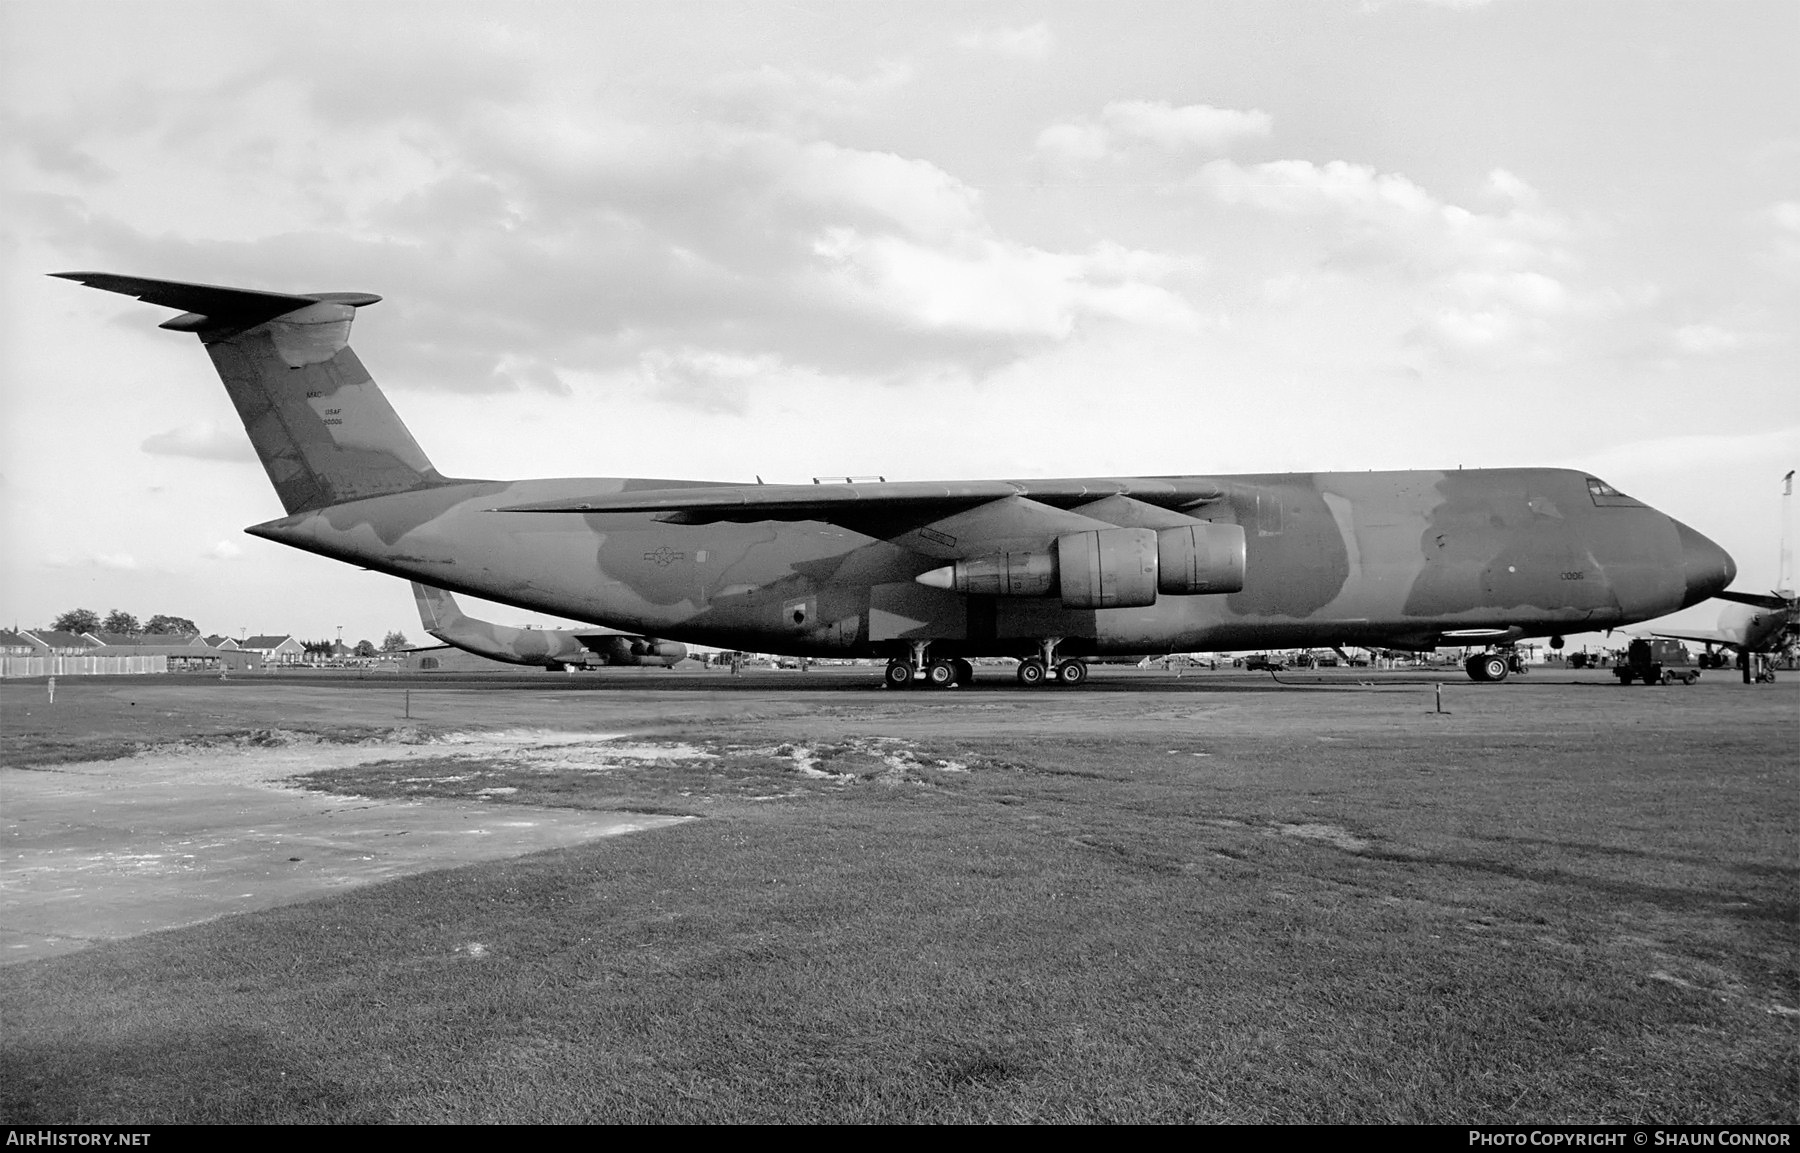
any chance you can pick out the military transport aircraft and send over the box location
[54,271,1742,687]
[412,581,687,669]
[1651,590,1799,669]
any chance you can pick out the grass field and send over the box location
[2,671,1794,1123]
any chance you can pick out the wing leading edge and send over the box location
[488,477,1226,527]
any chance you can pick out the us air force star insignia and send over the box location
[644,546,685,566]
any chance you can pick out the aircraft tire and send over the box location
[884,660,914,689]
[952,658,974,686]
[1464,655,1489,682]
[925,659,957,688]
[1016,659,1047,686]
[1056,659,1088,686]
[1480,655,1510,682]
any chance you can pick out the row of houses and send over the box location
[0,630,308,677]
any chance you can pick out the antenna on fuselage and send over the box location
[1780,469,1795,597]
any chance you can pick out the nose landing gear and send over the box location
[1464,648,1526,682]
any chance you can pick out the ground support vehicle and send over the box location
[1615,638,1699,685]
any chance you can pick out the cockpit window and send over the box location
[1587,477,1647,508]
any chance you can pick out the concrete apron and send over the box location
[1,734,689,965]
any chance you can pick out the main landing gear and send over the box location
[882,638,1090,688]
[1014,637,1088,688]
[884,641,973,689]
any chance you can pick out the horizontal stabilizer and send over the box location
[50,272,380,330]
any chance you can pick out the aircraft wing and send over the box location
[1715,590,1795,611]
[489,478,1228,543]
[490,477,1224,524]
[1648,628,1739,650]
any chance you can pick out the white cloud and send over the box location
[779,141,983,242]
[207,540,243,561]
[1482,167,1542,209]
[1104,101,1273,153]
[1360,0,1496,9]
[1767,200,1800,273]
[700,61,915,129]
[1200,158,1440,219]
[37,74,1225,405]
[811,230,1199,339]
[1034,123,1111,165]
[637,348,789,415]
[39,551,145,572]
[141,422,256,462]
[1193,157,1612,364]
[1563,427,1800,478]
[1672,324,1747,355]
[1037,101,1271,164]
[954,23,1053,60]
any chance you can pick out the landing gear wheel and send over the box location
[1464,655,1488,682]
[884,660,914,688]
[952,658,974,686]
[1016,658,1047,686]
[925,659,957,688]
[1480,654,1510,682]
[1056,659,1088,686]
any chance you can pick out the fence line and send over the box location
[0,655,167,678]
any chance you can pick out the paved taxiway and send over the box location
[2,736,687,964]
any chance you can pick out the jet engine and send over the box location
[917,523,1245,608]
[585,636,689,666]
[628,638,689,666]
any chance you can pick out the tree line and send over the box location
[46,609,198,636]
[298,634,410,658]
[43,609,410,657]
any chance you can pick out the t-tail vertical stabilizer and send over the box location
[52,272,458,515]
[412,581,473,640]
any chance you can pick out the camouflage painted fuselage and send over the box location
[52,270,1735,663]
[249,466,1727,659]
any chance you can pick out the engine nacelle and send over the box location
[632,639,688,666]
[1056,528,1159,608]
[1154,522,1245,595]
[589,636,689,666]
[921,550,1056,597]
[915,522,1246,608]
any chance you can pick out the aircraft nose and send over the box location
[1674,519,1735,609]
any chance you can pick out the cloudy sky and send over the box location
[3,0,1795,647]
